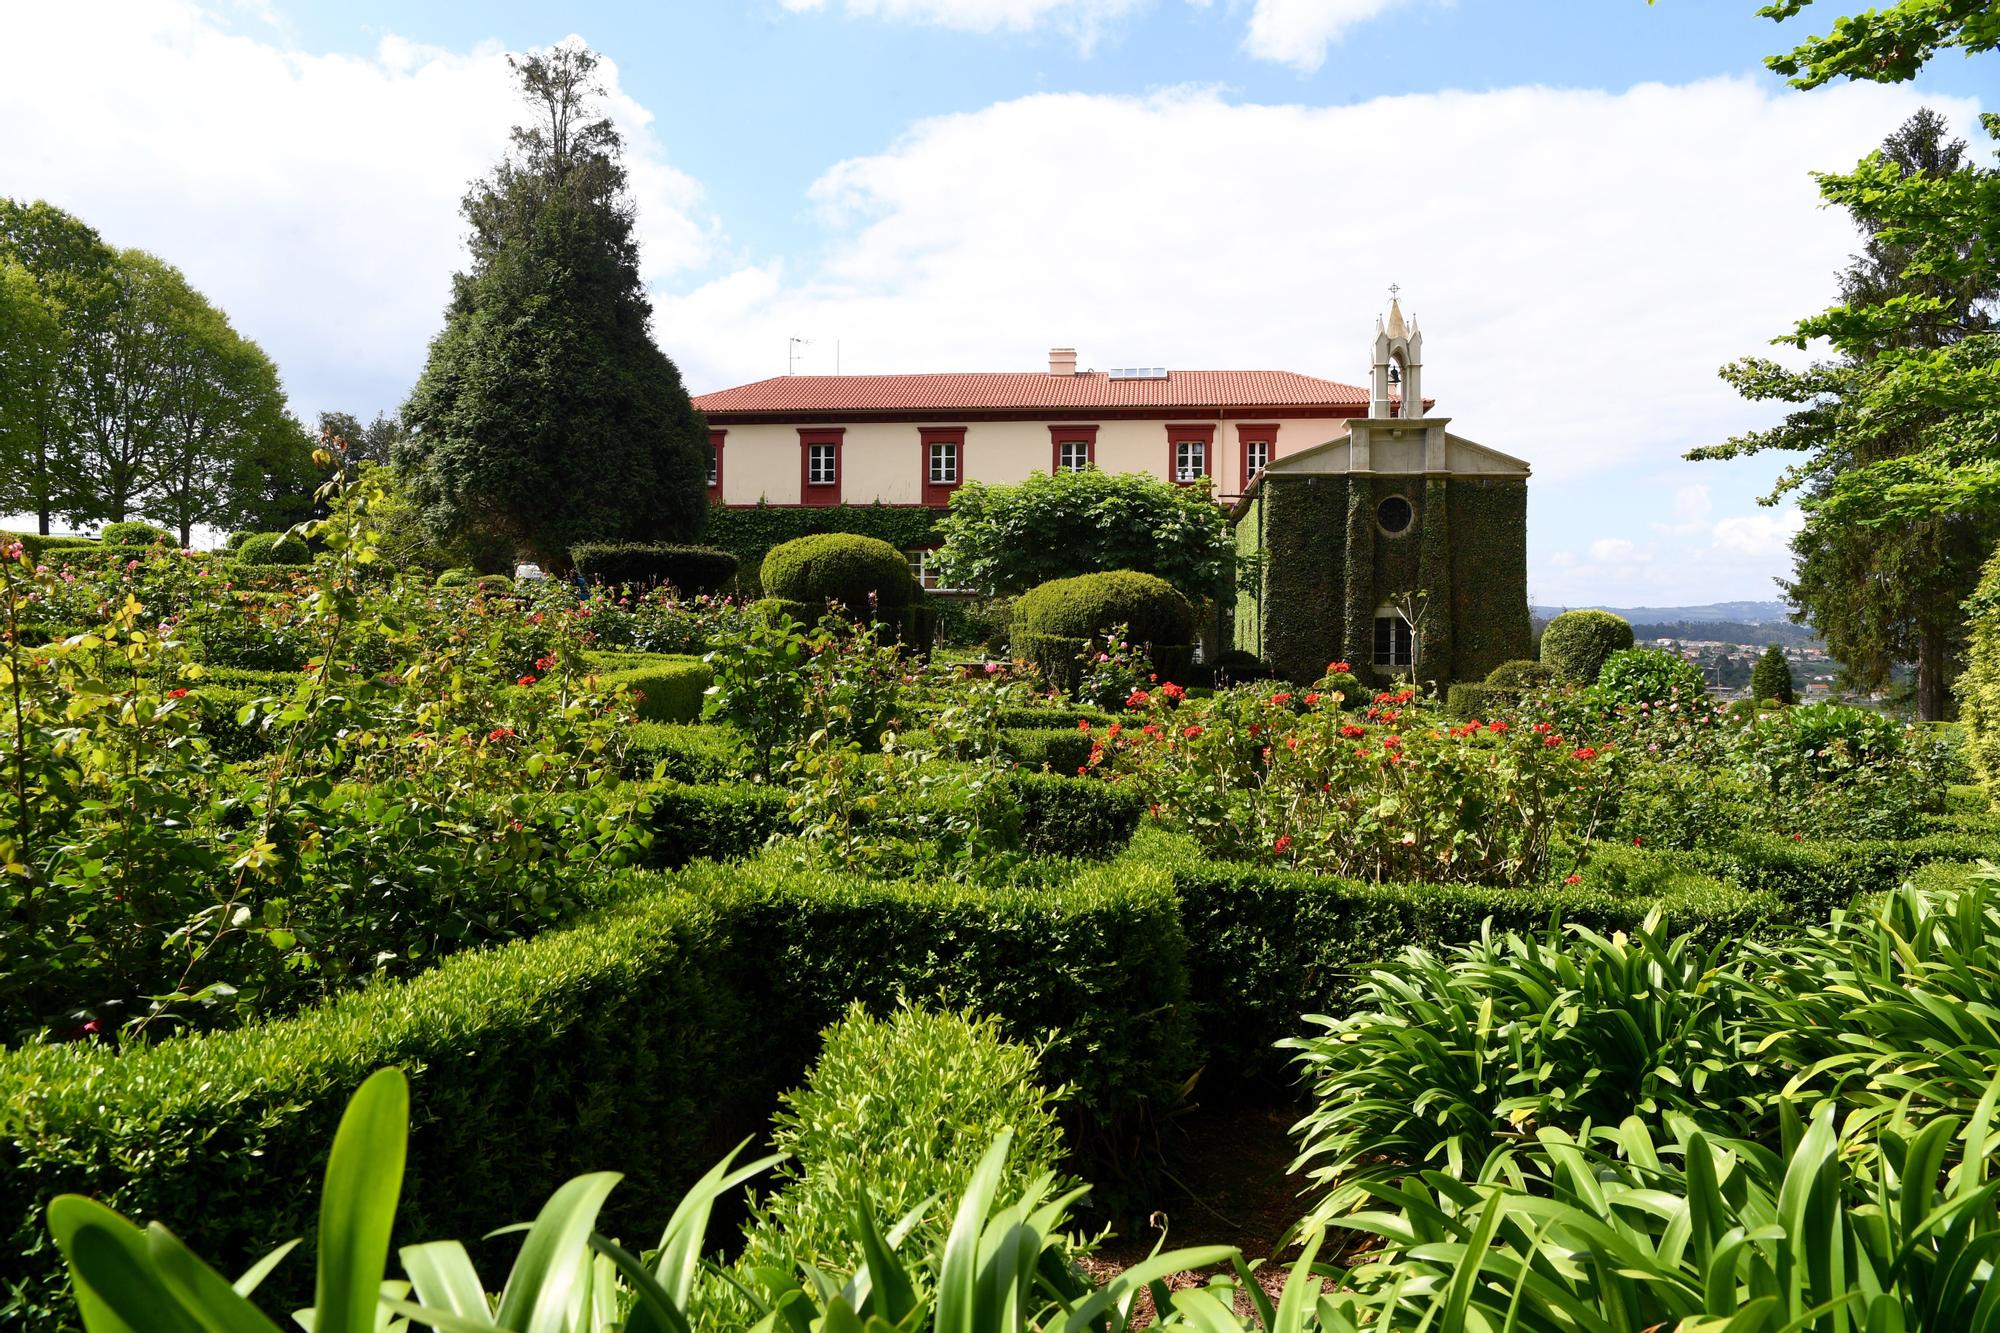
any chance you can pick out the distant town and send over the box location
[1532,602,1876,705]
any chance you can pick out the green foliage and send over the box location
[1285,914,1758,1219]
[619,721,740,783]
[1596,645,1709,707]
[1752,641,1798,702]
[1690,828,1992,916]
[234,531,310,565]
[1484,657,1555,689]
[702,501,944,596]
[1538,608,1634,684]
[96,521,166,546]
[702,611,907,781]
[1151,830,1775,1083]
[594,654,711,723]
[0,848,1191,1318]
[1758,0,1999,89]
[1443,681,1518,720]
[395,47,709,567]
[935,467,1234,600]
[759,532,915,617]
[1011,571,1195,695]
[1961,543,2000,802]
[570,542,738,592]
[727,1003,1072,1311]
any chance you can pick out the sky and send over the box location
[1,0,1993,607]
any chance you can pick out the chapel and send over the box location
[1230,298,1533,685]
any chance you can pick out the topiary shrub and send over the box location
[99,521,169,547]
[1597,647,1709,709]
[1752,643,1797,705]
[435,568,476,588]
[1446,682,1520,720]
[1010,570,1196,696]
[761,533,916,629]
[1486,658,1556,690]
[1539,609,1634,685]
[224,530,255,551]
[571,542,739,594]
[235,532,311,566]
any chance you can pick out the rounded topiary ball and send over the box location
[1539,609,1634,685]
[1012,570,1196,647]
[100,521,170,547]
[761,533,915,613]
[235,532,311,566]
[1597,646,1708,708]
[1485,658,1557,690]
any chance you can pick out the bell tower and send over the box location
[1368,286,1424,420]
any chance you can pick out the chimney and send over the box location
[1048,347,1078,377]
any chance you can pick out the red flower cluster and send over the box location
[534,654,557,672]
[1304,691,1320,706]
[1340,723,1366,739]
[1125,689,1151,709]
[1327,661,1350,674]
[1273,834,1293,854]
[1160,681,1186,701]
[488,727,515,742]
[1077,719,1092,732]
[1269,692,1293,707]
[1182,724,1203,739]
[1571,746,1599,761]
[166,688,189,699]
[517,674,538,688]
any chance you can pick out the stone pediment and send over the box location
[1260,416,1529,481]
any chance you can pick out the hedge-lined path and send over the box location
[1079,1096,1343,1322]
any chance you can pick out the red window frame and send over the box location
[1048,424,1098,473]
[798,428,844,506]
[920,426,966,507]
[1166,423,1216,485]
[707,428,726,503]
[1236,423,1278,492]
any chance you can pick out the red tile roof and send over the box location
[694,370,1375,417]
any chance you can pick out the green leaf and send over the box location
[315,1068,411,1333]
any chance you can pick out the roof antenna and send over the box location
[788,336,811,375]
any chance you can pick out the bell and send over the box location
[1387,365,1402,385]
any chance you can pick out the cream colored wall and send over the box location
[714,415,1361,506]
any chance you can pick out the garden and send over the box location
[5,448,2000,1332]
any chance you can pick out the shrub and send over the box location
[1011,571,1195,695]
[0,850,1190,1319]
[1011,769,1146,857]
[598,654,712,723]
[435,567,475,587]
[636,780,789,866]
[1597,645,1709,708]
[1538,609,1633,684]
[620,721,741,783]
[571,542,739,593]
[1485,657,1555,689]
[1444,681,1518,719]
[996,725,1094,773]
[1689,829,1993,917]
[728,1004,1071,1311]
[761,533,914,619]
[235,531,311,565]
[1285,913,1758,1216]
[0,530,98,563]
[98,521,169,546]
[1149,831,1777,1083]
[224,530,255,551]
[1751,642,1796,703]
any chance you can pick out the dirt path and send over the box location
[1076,1097,1340,1320]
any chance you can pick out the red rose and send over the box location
[1273,834,1293,854]
[1182,724,1203,739]
[166,687,189,699]
[517,674,538,687]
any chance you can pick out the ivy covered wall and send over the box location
[1234,474,1530,685]
[706,502,946,593]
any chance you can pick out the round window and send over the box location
[1377,495,1414,535]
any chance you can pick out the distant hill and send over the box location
[1532,601,1794,625]
[1531,602,1819,649]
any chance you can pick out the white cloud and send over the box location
[1589,538,1650,564]
[778,0,1146,50]
[1712,506,1806,559]
[1649,483,1714,536]
[0,2,715,423]
[1242,0,1413,72]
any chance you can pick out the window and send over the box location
[906,548,967,593]
[1373,613,1413,668]
[798,428,844,506]
[1377,495,1414,535]
[808,443,837,485]
[1165,423,1215,486]
[928,441,958,485]
[1049,425,1098,473]
[1244,439,1269,479]
[1175,440,1207,482]
[706,428,725,499]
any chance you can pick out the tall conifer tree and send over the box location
[398,44,708,567]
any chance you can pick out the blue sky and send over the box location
[2,1,1993,605]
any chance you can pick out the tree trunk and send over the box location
[1917,619,1948,721]
[178,520,191,549]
